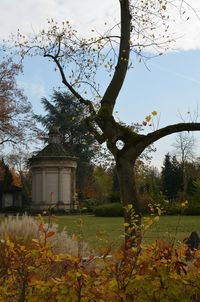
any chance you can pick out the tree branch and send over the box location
[0,138,17,145]
[120,122,200,160]
[99,0,131,116]
[85,117,106,144]
[146,123,200,145]
[44,54,96,116]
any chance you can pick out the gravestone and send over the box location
[185,231,200,250]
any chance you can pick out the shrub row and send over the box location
[94,202,124,217]
[94,203,200,217]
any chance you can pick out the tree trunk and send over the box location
[116,157,142,249]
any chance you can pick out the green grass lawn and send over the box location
[52,215,200,249]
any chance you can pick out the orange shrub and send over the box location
[0,216,199,301]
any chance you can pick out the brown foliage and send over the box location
[10,168,22,188]
[0,58,35,146]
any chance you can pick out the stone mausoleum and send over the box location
[29,127,77,211]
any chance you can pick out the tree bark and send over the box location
[116,156,142,249]
[100,0,131,116]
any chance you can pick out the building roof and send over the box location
[29,127,77,161]
[34,143,70,158]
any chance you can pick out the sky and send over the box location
[1,0,200,169]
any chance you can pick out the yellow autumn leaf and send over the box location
[7,241,14,250]
[152,110,157,116]
[145,115,151,122]
[20,245,26,251]
[125,204,133,212]
[109,279,118,288]
[154,216,160,222]
[76,272,82,278]
[156,207,162,216]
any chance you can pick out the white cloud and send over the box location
[167,0,200,51]
[0,0,200,51]
[0,0,118,38]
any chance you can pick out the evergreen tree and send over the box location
[161,153,183,200]
[0,159,13,206]
[135,162,163,212]
[0,159,13,189]
[35,91,97,199]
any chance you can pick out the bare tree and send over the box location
[5,150,30,173]
[172,132,196,165]
[172,132,196,196]
[14,0,200,248]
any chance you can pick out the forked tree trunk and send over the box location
[116,157,142,249]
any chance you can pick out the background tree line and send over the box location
[1,65,200,215]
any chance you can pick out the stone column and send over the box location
[42,168,46,203]
[71,167,76,210]
[58,167,63,203]
[33,169,37,204]
[32,170,35,204]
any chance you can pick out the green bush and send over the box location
[166,200,200,216]
[80,199,98,213]
[184,206,200,215]
[94,202,123,217]
[108,191,121,203]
